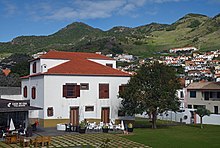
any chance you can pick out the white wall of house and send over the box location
[187,90,220,113]
[43,75,129,122]
[40,59,69,73]
[22,76,44,119]
[30,59,69,74]
[88,59,116,69]
[23,75,130,122]
[30,59,41,74]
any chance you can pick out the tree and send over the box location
[195,107,211,129]
[119,62,180,129]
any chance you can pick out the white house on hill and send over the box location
[21,51,131,127]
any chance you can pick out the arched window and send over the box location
[32,87,36,99]
[23,86,27,98]
[33,62,36,73]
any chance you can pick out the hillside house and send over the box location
[186,82,220,114]
[21,51,132,127]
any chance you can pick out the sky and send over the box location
[0,0,220,42]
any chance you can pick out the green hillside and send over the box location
[0,13,220,58]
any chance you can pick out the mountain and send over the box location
[0,13,220,58]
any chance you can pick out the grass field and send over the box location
[124,124,220,148]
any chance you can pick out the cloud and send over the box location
[26,0,185,21]
[1,0,18,17]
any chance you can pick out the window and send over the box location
[32,62,36,73]
[210,92,218,98]
[31,87,36,99]
[106,63,113,68]
[63,83,80,98]
[80,83,89,90]
[204,92,210,100]
[190,91,196,98]
[180,91,184,98]
[194,105,205,109]
[214,106,218,114]
[23,86,27,98]
[217,92,220,98]
[85,106,94,112]
[99,84,109,99]
[118,110,125,117]
[119,84,127,94]
[47,107,53,116]
[187,104,192,109]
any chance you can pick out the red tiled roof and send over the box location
[39,50,113,60]
[23,51,130,78]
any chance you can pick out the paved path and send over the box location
[0,133,149,148]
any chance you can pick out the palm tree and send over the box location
[195,107,211,129]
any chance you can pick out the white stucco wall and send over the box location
[22,76,44,119]
[43,75,130,122]
[30,59,69,74]
[30,59,41,74]
[40,59,69,73]
[88,59,116,69]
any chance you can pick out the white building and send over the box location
[169,46,198,53]
[21,51,132,127]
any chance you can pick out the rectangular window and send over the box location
[23,86,27,98]
[180,91,184,98]
[118,110,125,117]
[119,84,127,94]
[99,84,109,99]
[63,83,80,98]
[80,83,89,90]
[106,63,113,68]
[188,104,192,109]
[85,106,94,112]
[194,105,205,109]
[190,91,196,98]
[214,106,218,114]
[210,92,217,98]
[204,92,210,100]
[47,107,53,117]
[217,92,220,98]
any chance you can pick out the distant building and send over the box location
[186,81,220,114]
[170,47,198,53]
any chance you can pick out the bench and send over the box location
[19,136,30,147]
[31,136,51,147]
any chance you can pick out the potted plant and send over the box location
[102,125,109,133]
[127,123,133,132]
[79,121,86,134]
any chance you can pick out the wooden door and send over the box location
[101,107,110,123]
[70,107,79,126]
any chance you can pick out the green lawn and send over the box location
[124,124,220,148]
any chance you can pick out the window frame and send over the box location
[80,83,89,90]
[32,62,37,73]
[23,86,27,98]
[190,91,196,98]
[99,83,109,99]
[63,83,80,98]
[47,107,54,117]
[85,106,94,112]
[31,87,36,99]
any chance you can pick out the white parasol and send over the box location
[121,120,125,130]
[9,118,15,131]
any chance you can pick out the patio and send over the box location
[0,127,149,148]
